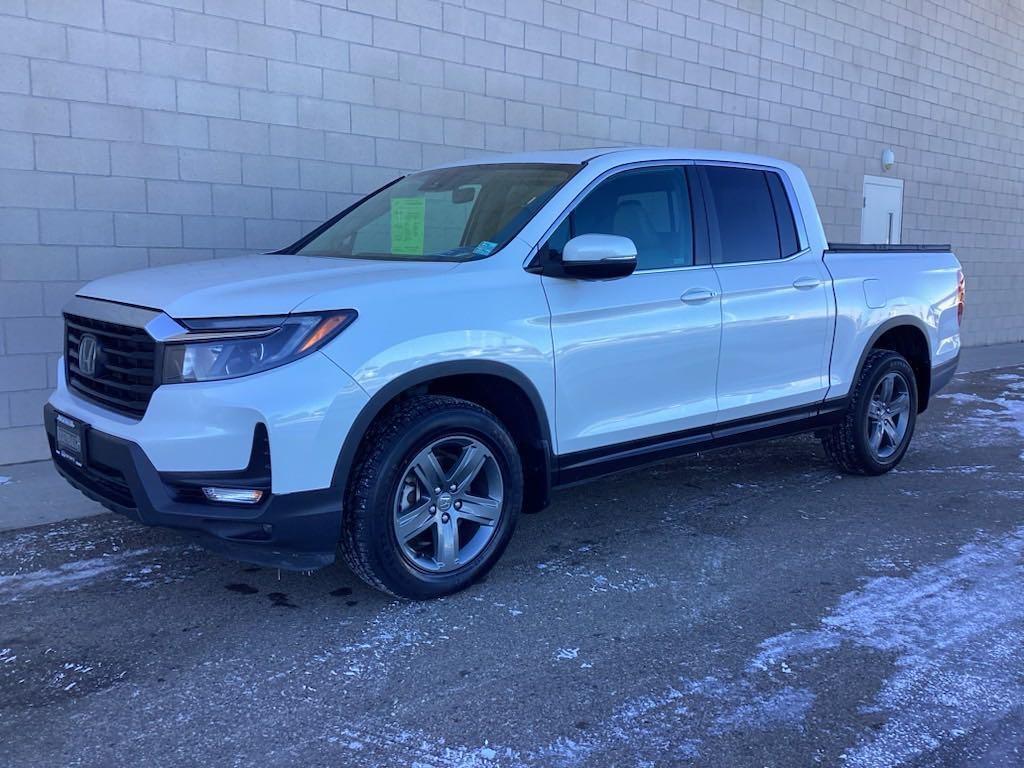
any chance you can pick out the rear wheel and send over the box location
[341,395,523,599]
[822,350,918,475]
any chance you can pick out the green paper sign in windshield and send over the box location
[391,197,425,255]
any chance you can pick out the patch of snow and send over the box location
[524,672,814,766]
[751,526,1024,767]
[892,465,995,475]
[328,726,517,767]
[938,387,1024,460]
[0,548,156,600]
[711,686,815,735]
[993,395,1024,459]
[0,475,11,485]
[533,546,662,594]
[937,392,990,406]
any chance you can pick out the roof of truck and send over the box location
[430,146,794,171]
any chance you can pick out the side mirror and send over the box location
[556,234,637,279]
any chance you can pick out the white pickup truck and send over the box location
[45,147,964,598]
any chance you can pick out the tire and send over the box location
[822,349,919,476]
[340,395,523,599]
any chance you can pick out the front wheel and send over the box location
[340,395,523,599]
[822,349,918,475]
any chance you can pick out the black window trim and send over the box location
[526,160,712,274]
[766,169,801,258]
[691,160,810,268]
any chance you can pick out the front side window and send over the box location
[545,167,694,271]
[295,163,579,261]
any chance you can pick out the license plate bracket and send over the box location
[55,411,88,468]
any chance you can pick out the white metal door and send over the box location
[697,163,832,424]
[541,165,722,455]
[714,251,833,422]
[861,176,903,245]
[544,267,722,454]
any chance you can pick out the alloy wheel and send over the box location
[392,435,504,573]
[866,371,911,460]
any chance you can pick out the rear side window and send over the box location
[548,167,694,271]
[766,171,800,257]
[700,166,783,264]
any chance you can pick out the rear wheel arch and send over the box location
[853,317,932,411]
[333,362,553,515]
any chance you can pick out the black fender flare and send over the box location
[331,360,554,497]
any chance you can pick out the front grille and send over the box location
[65,313,158,418]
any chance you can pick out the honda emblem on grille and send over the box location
[79,333,100,376]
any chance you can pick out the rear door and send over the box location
[541,164,722,455]
[696,164,832,424]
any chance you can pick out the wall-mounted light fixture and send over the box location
[881,148,896,172]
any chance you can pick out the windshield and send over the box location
[293,163,579,261]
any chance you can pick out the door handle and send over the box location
[681,288,716,304]
[792,277,821,290]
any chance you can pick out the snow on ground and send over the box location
[356,525,1024,767]
[0,548,160,600]
[753,526,1024,767]
[938,381,1024,459]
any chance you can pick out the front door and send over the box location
[696,164,833,423]
[541,165,722,455]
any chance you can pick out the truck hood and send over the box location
[77,254,458,318]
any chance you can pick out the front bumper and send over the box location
[45,404,341,570]
[47,349,368,495]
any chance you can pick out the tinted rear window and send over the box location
[766,171,800,257]
[702,166,780,263]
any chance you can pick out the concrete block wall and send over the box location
[1,0,1022,463]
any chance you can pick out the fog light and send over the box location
[202,487,264,504]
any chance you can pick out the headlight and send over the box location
[162,310,357,384]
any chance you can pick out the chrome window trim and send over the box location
[711,246,813,270]
[632,263,718,275]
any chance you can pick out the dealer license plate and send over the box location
[55,411,88,468]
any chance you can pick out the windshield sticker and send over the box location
[473,241,498,256]
[390,197,425,255]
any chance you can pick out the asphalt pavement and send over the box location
[1,363,1023,767]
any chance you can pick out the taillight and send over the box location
[956,269,966,326]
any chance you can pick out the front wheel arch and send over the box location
[332,362,553,515]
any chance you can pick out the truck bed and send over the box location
[826,243,952,254]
